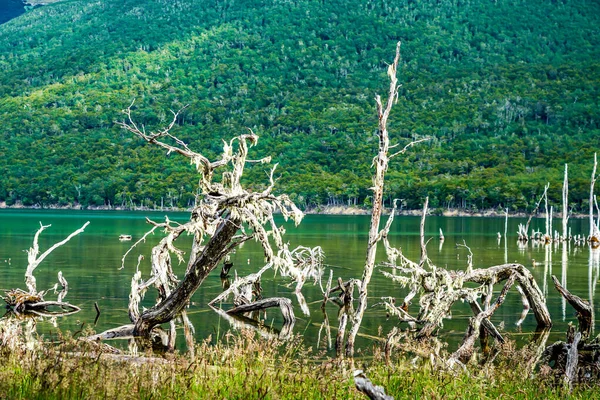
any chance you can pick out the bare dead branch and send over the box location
[419,197,429,268]
[448,273,515,367]
[552,275,592,338]
[209,263,271,306]
[25,221,90,294]
[389,137,430,159]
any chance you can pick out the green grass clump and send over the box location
[0,326,598,399]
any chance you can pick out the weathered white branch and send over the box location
[346,42,426,357]
[209,263,272,306]
[591,153,598,241]
[227,297,295,324]
[563,164,569,240]
[25,221,90,294]
[448,273,515,367]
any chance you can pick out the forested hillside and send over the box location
[0,0,598,212]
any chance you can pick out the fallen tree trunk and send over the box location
[134,215,240,336]
[227,297,295,324]
[464,263,552,328]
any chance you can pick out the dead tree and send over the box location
[518,184,548,242]
[344,42,428,357]
[589,154,600,245]
[562,164,569,241]
[539,278,596,390]
[3,222,88,317]
[91,105,321,343]
[315,43,553,366]
[544,183,552,242]
[370,195,552,369]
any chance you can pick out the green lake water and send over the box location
[0,209,596,353]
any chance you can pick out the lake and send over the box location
[0,209,596,353]
[0,0,27,25]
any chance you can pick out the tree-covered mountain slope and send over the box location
[0,0,598,211]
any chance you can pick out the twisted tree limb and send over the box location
[89,105,320,344]
[448,274,515,367]
[552,275,592,338]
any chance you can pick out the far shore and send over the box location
[23,0,63,6]
[0,201,589,219]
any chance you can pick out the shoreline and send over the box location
[0,201,587,219]
[22,0,62,6]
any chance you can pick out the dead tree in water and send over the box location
[378,201,551,364]
[562,164,569,241]
[343,42,428,357]
[322,43,553,364]
[540,276,597,390]
[518,184,548,242]
[335,43,550,362]
[589,153,600,245]
[91,105,322,344]
[4,222,89,316]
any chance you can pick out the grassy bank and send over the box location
[0,324,597,400]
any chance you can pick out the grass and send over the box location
[0,320,598,399]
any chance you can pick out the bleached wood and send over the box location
[345,42,429,357]
[25,221,90,294]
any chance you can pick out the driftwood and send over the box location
[4,221,89,316]
[227,297,295,324]
[87,324,136,341]
[373,194,551,366]
[354,370,394,400]
[537,278,600,389]
[381,258,551,341]
[540,325,583,390]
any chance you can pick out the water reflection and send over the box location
[561,242,568,320]
[210,305,295,340]
[589,248,600,335]
[543,242,552,297]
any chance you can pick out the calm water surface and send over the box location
[0,209,596,352]
[0,0,27,25]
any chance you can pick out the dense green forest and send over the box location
[0,0,598,212]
